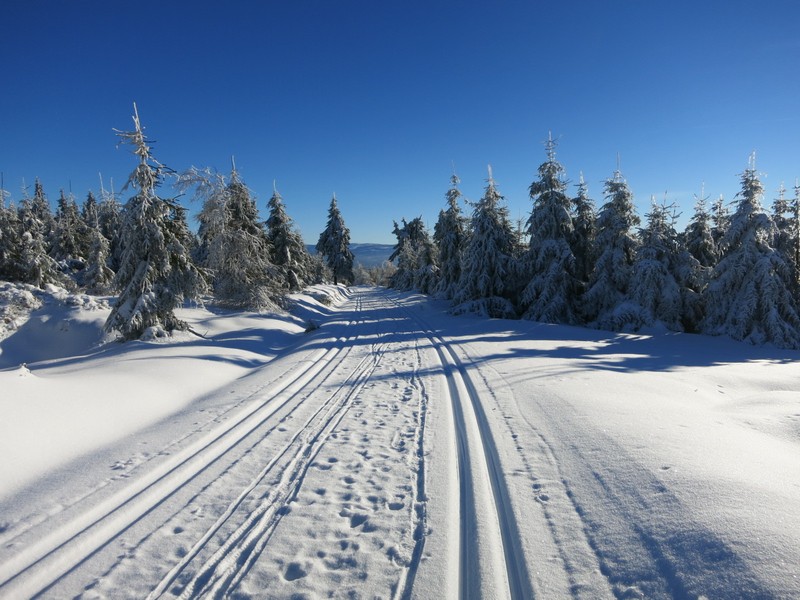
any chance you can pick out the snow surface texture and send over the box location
[0,284,798,599]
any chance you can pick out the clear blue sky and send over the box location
[2,1,799,244]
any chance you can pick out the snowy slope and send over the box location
[0,285,798,599]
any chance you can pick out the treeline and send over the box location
[0,107,357,340]
[389,138,800,349]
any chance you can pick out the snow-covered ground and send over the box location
[0,284,798,599]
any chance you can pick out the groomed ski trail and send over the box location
[386,291,534,600]
[0,293,372,598]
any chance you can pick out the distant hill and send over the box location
[306,243,394,268]
[349,243,394,267]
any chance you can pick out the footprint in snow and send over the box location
[284,562,308,581]
[350,514,368,528]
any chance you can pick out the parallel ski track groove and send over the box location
[395,335,430,600]
[177,337,388,598]
[149,319,379,595]
[386,291,533,600]
[0,294,367,599]
[454,343,616,598]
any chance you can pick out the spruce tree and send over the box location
[582,168,640,329]
[685,190,718,269]
[97,185,123,272]
[772,183,794,272]
[702,158,800,348]
[16,196,67,288]
[83,222,115,294]
[105,105,207,340]
[266,185,310,291]
[51,190,86,264]
[389,217,437,293]
[623,199,683,331]
[452,166,517,318]
[79,190,115,293]
[80,191,100,259]
[571,173,597,292]
[519,135,578,324]
[0,195,21,281]
[433,174,467,299]
[791,182,800,295]
[30,179,55,253]
[411,220,438,294]
[316,195,354,285]
[389,219,417,290]
[710,194,730,247]
[180,165,279,309]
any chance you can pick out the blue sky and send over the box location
[2,1,799,244]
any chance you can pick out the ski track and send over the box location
[0,343,345,598]
[219,290,431,599]
[452,327,778,600]
[147,294,383,598]
[0,289,439,599]
[386,291,535,600]
[0,294,369,598]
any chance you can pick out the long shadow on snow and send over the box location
[399,297,797,372]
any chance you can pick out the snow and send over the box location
[0,284,798,599]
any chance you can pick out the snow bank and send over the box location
[0,283,350,500]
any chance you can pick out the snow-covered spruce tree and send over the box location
[266,185,311,291]
[79,191,100,259]
[582,168,640,329]
[388,219,416,290]
[78,190,115,293]
[179,165,279,310]
[0,195,22,280]
[433,174,467,299]
[104,106,207,340]
[519,135,579,324]
[316,195,354,285]
[791,182,800,294]
[452,166,517,318]
[710,194,730,248]
[571,172,597,292]
[678,190,717,330]
[97,184,123,272]
[403,217,437,294]
[189,167,227,269]
[51,190,87,265]
[82,224,115,294]
[702,161,800,348]
[30,179,55,253]
[772,183,795,275]
[412,221,438,294]
[16,195,68,288]
[306,252,331,285]
[685,190,718,269]
[616,199,685,331]
[389,217,437,293]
